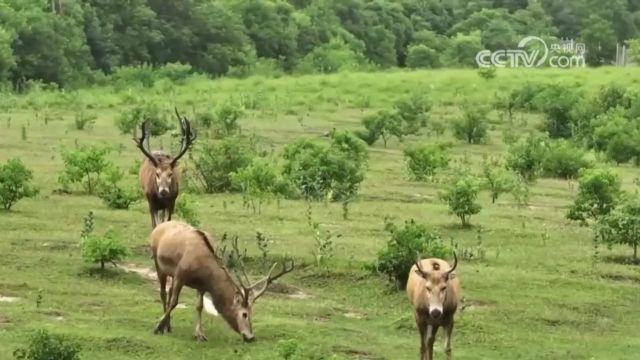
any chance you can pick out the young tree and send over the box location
[452,103,490,144]
[439,174,482,227]
[58,145,112,195]
[0,158,39,210]
[567,168,622,225]
[595,195,640,260]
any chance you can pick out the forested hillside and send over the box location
[1,0,639,89]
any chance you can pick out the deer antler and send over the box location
[133,119,158,167]
[249,257,295,302]
[226,235,251,290]
[170,107,197,167]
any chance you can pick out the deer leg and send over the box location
[166,200,175,222]
[154,276,183,335]
[165,281,174,333]
[415,313,426,359]
[444,319,454,360]
[194,290,207,341]
[425,324,439,360]
[148,202,157,229]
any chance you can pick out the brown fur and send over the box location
[139,151,182,228]
[135,109,195,229]
[406,255,462,360]
[150,220,293,342]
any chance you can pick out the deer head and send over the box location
[414,252,458,319]
[222,236,295,342]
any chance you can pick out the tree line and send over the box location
[1,0,639,89]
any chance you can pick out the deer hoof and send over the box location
[194,333,208,342]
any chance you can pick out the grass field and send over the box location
[1,67,640,360]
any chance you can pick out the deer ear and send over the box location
[444,272,456,281]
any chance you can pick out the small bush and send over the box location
[439,174,482,227]
[80,230,129,270]
[567,167,622,224]
[393,92,432,134]
[535,83,580,138]
[595,195,640,260]
[406,44,441,68]
[282,138,367,202]
[596,83,628,114]
[115,102,173,137]
[480,156,515,204]
[373,219,452,288]
[13,329,81,360]
[477,67,497,80]
[505,132,549,182]
[212,100,244,138]
[452,103,490,144]
[403,143,450,181]
[541,139,593,179]
[175,192,200,226]
[192,135,259,193]
[0,158,39,210]
[231,157,291,214]
[73,110,97,131]
[96,166,140,210]
[509,82,546,111]
[58,145,112,194]
[358,109,403,147]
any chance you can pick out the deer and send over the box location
[150,220,295,343]
[135,108,196,229]
[406,252,461,360]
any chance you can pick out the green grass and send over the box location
[1,67,640,360]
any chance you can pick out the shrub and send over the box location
[535,83,580,138]
[110,64,156,88]
[114,102,173,137]
[509,82,546,111]
[13,329,81,360]
[330,130,369,166]
[0,158,39,210]
[96,166,140,210]
[175,192,200,226]
[58,145,112,194]
[192,135,259,193]
[403,143,450,181]
[296,37,367,74]
[595,195,640,260]
[566,168,622,224]
[282,138,366,202]
[439,174,482,227]
[406,44,440,68]
[212,100,244,138]
[452,103,489,144]
[505,132,549,182]
[358,109,403,147]
[393,92,432,134]
[73,109,97,131]
[373,219,452,288]
[596,83,628,113]
[541,139,592,179]
[480,156,515,204]
[80,229,129,270]
[231,157,291,214]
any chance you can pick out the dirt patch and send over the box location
[332,346,385,359]
[118,263,158,282]
[601,273,640,284]
[0,315,11,325]
[266,282,310,299]
[0,295,20,303]
[460,298,493,312]
[343,312,365,319]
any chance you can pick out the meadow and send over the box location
[1,67,640,360]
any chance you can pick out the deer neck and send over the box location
[205,262,243,329]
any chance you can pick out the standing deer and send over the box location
[150,220,294,342]
[135,108,196,229]
[406,253,461,360]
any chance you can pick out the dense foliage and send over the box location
[1,0,638,89]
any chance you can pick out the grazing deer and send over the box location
[406,253,461,360]
[150,220,294,342]
[135,108,196,229]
